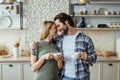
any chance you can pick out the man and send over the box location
[30,13,97,80]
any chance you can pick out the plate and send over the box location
[0,16,12,28]
[98,8,108,15]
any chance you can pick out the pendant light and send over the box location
[79,0,90,5]
[79,0,86,4]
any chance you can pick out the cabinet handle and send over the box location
[90,64,93,66]
[108,63,113,66]
[8,64,13,67]
[30,64,31,67]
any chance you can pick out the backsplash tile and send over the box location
[25,0,69,46]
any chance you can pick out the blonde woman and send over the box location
[30,21,63,80]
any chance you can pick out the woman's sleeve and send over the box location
[30,42,39,57]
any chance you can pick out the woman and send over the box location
[30,21,63,80]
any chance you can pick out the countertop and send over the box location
[0,56,120,63]
[0,56,30,63]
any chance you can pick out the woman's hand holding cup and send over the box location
[54,53,63,61]
[42,53,54,60]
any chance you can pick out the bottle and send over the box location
[80,17,86,28]
[14,2,20,14]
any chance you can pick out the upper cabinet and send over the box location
[0,0,23,29]
[70,0,120,30]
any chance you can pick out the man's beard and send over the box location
[64,27,69,35]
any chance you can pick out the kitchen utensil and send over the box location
[18,37,21,46]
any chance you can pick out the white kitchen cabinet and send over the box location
[90,63,101,80]
[0,64,2,80]
[2,63,21,80]
[22,63,34,80]
[102,62,119,80]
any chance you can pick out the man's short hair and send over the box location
[54,13,74,27]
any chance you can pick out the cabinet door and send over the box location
[0,64,2,80]
[2,63,20,80]
[90,63,101,80]
[23,63,34,80]
[102,62,119,80]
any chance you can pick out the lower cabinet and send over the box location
[90,63,101,80]
[2,63,21,80]
[102,62,119,80]
[22,63,34,80]
[90,62,119,80]
[0,64,2,80]
[0,62,119,80]
[0,63,34,80]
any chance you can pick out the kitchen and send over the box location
[0,0,120,80]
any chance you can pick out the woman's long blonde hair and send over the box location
[40,21,55,40]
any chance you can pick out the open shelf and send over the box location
[91,1,120,4]
[72,15,120,18]
[71,2,120,5]
[75,28,120,31]
[0,14,20,16]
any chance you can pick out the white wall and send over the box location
[82,30,115,51]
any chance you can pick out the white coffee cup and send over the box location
[13,47,19,57]
[71,52,79,59]
[54,53,62,56]
[57,31,62,36]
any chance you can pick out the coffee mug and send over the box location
[54,53,62,56]
[71,52,79,59]
[13,47,19,57]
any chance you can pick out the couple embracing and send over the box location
[30,13,97,80]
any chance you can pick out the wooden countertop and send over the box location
[0,56,30,63]
[0,56,120,63]
[97,56,120,62]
